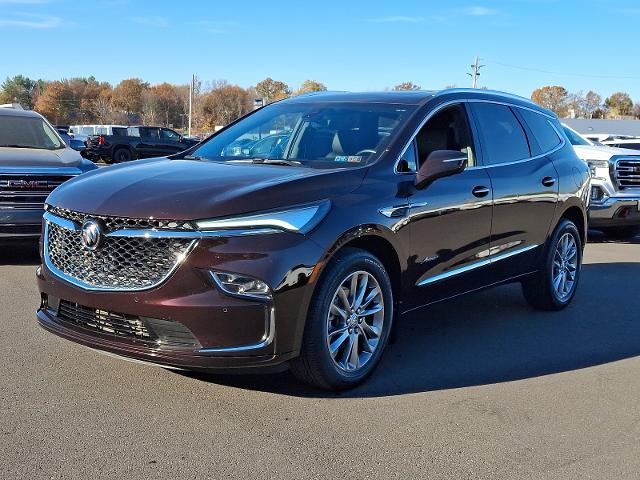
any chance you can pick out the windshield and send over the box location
[191,102,415,168]
[0,115,65,150]
[562,126,590,146]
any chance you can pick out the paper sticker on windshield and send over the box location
[335,155,363,163]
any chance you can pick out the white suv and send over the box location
[563,124,640,238]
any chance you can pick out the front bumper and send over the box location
[36,231,325,371]
[589,196,640,227]
[0,207,43,238]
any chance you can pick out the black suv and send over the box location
[37,89,590,390]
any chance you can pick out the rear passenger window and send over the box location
[471,103,530,165]
[519,109,561,153]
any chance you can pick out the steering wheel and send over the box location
[355,149,376,156]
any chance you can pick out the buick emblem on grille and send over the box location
[80,220,102,251]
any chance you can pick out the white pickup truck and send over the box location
[562,124,640,238]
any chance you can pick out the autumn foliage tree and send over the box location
[393,81,421,91]
[201,81,252,128]
[605,92,634,117]
[34,81,74,125]
[531,86,569,117]
[294,79,327,95]
[255,77,290,103]
[111,78,149,117]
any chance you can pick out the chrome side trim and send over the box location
[197,307,276,353]
[417,244,539,286]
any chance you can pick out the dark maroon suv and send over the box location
[37,89,590,390]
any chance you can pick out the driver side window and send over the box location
[399,104,475,172]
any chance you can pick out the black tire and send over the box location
[600,226,640,239]
[112,148,132,163]
[522,219,582,311]
[290,248,394,390]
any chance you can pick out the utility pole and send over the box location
[188,74,194,136]
[468,56,485,88]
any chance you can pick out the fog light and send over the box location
[210,271,272,300]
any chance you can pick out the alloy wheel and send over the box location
[325,271,385,372]
[552,232,579,300]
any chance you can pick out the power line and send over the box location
[485,59,640,80]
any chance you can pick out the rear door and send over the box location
[469,102,559,280]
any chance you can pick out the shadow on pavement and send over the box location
[186,262,640,398]
[587,229,640,245]
[0,240,40,265]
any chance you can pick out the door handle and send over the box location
[472,186,490,198]
[542,176,556,187]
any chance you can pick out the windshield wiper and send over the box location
[228,158,301,166]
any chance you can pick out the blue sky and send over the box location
[1,0,639,100]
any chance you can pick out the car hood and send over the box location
[0,146,84,168]
[47,158,367,220]
[572,144,640,161]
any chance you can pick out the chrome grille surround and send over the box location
[615,158,640,189]
[46,205,196,231]
[43,209,198,291]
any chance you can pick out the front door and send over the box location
[404,103,493,309]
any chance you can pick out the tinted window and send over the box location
[415,104,476,168]
[161,128,180,141]
[472,103,530,165]
[519,109,561,153]
[615,143,640,150]
[398,140,417,172]
[0,115,65,150]
[192,102,414,169]
[563,126,590,146]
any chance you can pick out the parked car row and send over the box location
[83,126,200,163]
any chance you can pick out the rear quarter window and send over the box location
[518,109,562,154]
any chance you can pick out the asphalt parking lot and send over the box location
[1,234,639,479]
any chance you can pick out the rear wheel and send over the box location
[522,219,582,311]
[112,148,132,163]
[290,248,393,390]
[600,226,640,239]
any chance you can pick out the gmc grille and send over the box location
[615,159,640,189]
[0,175,74,209]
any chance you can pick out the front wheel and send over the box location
[290,248,394,390]
[522,219,582,310]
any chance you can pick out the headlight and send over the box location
[210,271,272,300]
[586,160,610,181]
[195,201,330,235]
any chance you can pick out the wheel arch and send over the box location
[558,204,587,247]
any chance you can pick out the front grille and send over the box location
[45,209,196,290]
[615,159,640,189]
[0,175,73,209]
[47,205,195,231]
[58,300,154,341]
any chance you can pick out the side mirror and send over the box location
[414,150,468,189]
